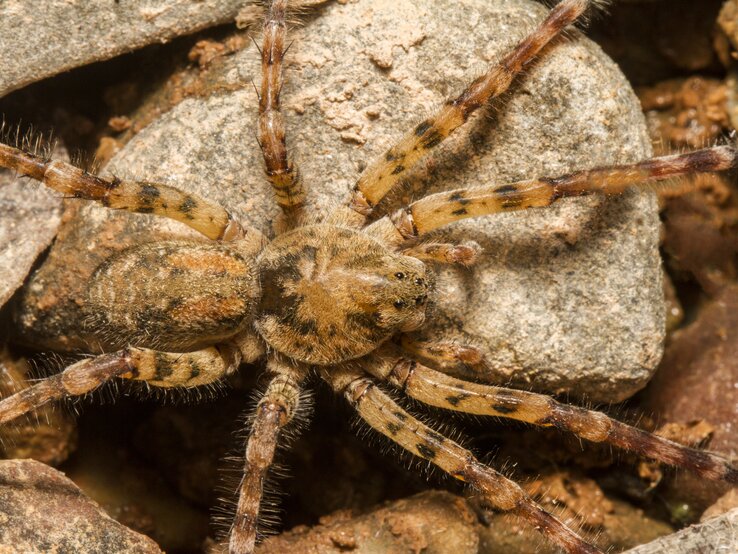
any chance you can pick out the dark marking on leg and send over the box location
[415,119,433,137]
[416,443,437,459]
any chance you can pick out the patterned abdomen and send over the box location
[84,241,260,351]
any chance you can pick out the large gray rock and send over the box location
[15,0,662,401]
[0,459,161,553]
[0,0,246,98]
[0,168,61,308]
[623,508,738,554]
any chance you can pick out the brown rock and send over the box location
[641,285,738,517]
[0,459,161,553]
[254,491,480,554]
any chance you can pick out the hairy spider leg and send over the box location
[229,358,305,554]
[364,346,738,484]
[0,345,241,425]
[398,335,488,376]
[367,146,738,245]
[257,0,305,222]
[401,241,481,267]
[338,0,597,225]
[322,366,602,554]
[0,143,246,241]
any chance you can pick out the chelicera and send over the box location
[0,1,736,553]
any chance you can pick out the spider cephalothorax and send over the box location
[1,1,737,553]
[256,224,431,364]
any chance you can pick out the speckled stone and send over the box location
[623,508,738,554]
[0,169,61,308]
[0,459,161,553]
[0,0,246,98]
[15,0,663,402]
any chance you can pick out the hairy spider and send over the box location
[1,0,737,552]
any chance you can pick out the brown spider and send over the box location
[0,0,736,552]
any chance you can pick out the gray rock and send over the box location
[0,0,246,98]
[16,0,662,401]
[623,508,738,554]
[0,459,161,553]
[0,166,61,308]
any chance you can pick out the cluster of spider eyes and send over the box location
[393,271,428,309]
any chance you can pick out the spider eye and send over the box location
[394,272,405,280]
[393,299,406,309]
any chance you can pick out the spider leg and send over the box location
[0,143,250,241]
[402,241,481,267]
[363,346,738,484]
[229,357,306,554]
[368,145,738,244]
[333,0,597,226]
[398,334,488,376]
[321,365,602,554]
[0,345,241,425]
[257,0,305,224]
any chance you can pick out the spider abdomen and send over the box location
[83,241,260,351]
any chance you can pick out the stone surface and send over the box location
[0,459,161,553]
[641,284,738,517]
[0,166,61,309]
[15,0,662,401]
[0,1,247,98]
[253,481,674,554]
[623,508,738,554]
[255,491,479,554]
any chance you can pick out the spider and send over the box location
[0,0,736,552]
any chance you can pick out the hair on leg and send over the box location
[0,142,248,241]
[336,0,598,227]
[370,145,738,244]
[257,0,305,224]
[229,357,306,554]
[0,345,241,425]
[362,346,738,484]
[322,365,602,554]
[402,241,481,267]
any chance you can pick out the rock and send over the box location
[591,0,722,85]
[622,508,738,554]
[65,415,210,553]
[477,471,673,553]
[0,163,61,309]
[252,477,674,554]
[641,284,738,517]
[15,0,662,401]
[255,491,480,554]
[719,0,738,53]
[0,459,161,553]
[0,1,247,98]
[701,489,738,522]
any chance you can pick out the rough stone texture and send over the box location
[0,168,61,309]
[0,1,247,98]
[0,459,161,553]
[252,483,674,554]
[623,508,738,554]
[255,491,479,554]
[641,284,738,516]
[15,0,662,401]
